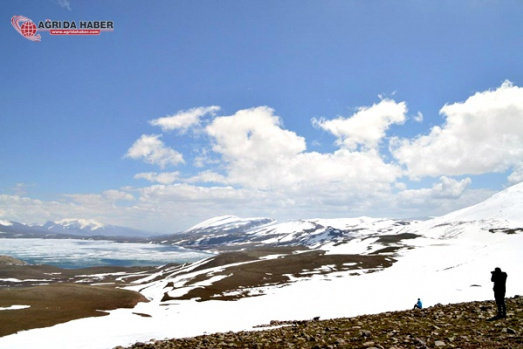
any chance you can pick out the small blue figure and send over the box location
[413,298,422,310]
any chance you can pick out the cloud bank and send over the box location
[2,81,522,232]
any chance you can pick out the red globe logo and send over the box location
[20,21,37,37]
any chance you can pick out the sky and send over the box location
[1,0,523,234]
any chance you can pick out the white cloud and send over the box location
[57,0,71,11]
[391,81,523,178]
[125,134,184,168]
[134,172,180,185]
[205,106,307,188]
[133,184,278,227]
[149,106,220,133]
[102,190,135,202]
[139,183,247,202]
[398,176,472,200]
[205,106,402,191]
[186,171,227,184]
[392,176,490,218]
[430,176,472,198]
[413,111,423,123]
[63,190,135,208]
[312,99,408,151]
[0,195,50,223]
[193,147,220,168]
[207,106,306,161]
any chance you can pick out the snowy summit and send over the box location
[52,218,105,231]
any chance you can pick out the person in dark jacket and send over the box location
[491,267,507,318]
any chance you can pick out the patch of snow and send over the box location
[165,274,230,299]
[258,254,286,260]
[0,278,54,283]
[186,215,270,231]
[0,220,13,226]
[0,305,30,311]
[189,215,240,228]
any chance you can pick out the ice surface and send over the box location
[0,238,212,268]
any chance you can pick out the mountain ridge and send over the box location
[2,182,523,246]
[0,218,153,240]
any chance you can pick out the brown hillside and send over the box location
[0,284,148,337]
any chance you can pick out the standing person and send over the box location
[491,267,507,318]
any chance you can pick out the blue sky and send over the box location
[1,0,523,233]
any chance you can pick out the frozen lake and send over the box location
[0,238,212,268]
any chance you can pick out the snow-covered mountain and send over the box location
[394,182,523,241]
[0,218,153,239]
[43,218,105,232]
[0,221,50,238]
[154,215,275,247]
[429,182,523,232]
[157,214,418,249]
[160,183,523,251]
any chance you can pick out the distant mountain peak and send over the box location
[53,218,105,231]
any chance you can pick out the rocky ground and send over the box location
[120,296,522,349]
